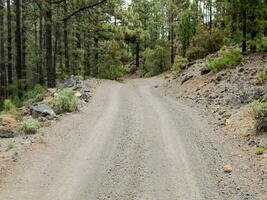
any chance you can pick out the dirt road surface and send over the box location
[0,78,258,199]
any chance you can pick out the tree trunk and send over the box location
[7,0,12,95]
[15,0,23,98]
[38,11,44,85]
[45,0,56,88]
[64,0,69,75]
[170,13,175,65]
[242,1,247,53]
[22,0,27,90]
[0,0,6,99]
[135,42,140,69]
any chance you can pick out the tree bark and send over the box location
[0,0,6,99]
[15,0,23,98]
[22,0,27,90]
[135,42,140,69]
[7,0,12,94]
[64,0,69,75]
[242,0,247,53]
[45,0,56,88]
[38,10,44,85]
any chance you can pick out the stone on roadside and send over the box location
[30,103,56,119]
[75,92,82,97]
[223,165,233,173]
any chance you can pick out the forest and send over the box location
[0,0,266,107]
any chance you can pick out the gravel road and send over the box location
[0,78,256,200]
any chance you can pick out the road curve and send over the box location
[0,78,240,199]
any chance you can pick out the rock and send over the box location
[62,80,76,89]
[0,126,17,138]
[0,115,17,126]
[165,74,171,79]
[41,96,54,105]
[223,165,233,173]
[200,68,211,75]
[30,103,56,119]
[181,75,193,85]
[75,91,82,97]
[255,117,267,134]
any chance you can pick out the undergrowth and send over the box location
[206,48,243,72]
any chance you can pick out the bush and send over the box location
[142,41,171,77]
[96,40,129,80]
[171,56,188,78]
[250,100,267,119]
[186,26,224,61]
[257,70,267,84]
[52,89,79,114]
[248,38,267,52]
[206,48,243,72]
[22,117,40,134]
[22,84,47,105]
[255,146,264,155]
[3,99,17,115]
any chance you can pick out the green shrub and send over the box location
[52,89,79,114]
[186,26,224,61]
[171,56,188,78]
[22,117,40,135]
[142,41,171,77]
[250,100,267,119]
[22,84,47,106]
[206,49,243,72]
[96,40,129,80]
[248,38,267,52]
[255,146,264,155]
[258,38,267,52]
[257,70,267,84]
[3,99,17,115]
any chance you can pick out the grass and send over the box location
[250,100,267,119]
[52,88,79,114]
[3,99,18,115]
[6,141,14,151]
[257,70,267,84]
[206,48,243,72]
[22,117,40,135]
[255,146,264,155]
[22,85,47,106]
[171,56,188,78]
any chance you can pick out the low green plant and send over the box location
[3,99,17,115]
[52,89,79,114]
[257,70,267,84]
[250,100,267,119]
[22,117,40,135]
[206,48,243,72]
[6,141,14,151]
[255,146,264,155]
[171,56,188,78]
[22,84,47,106]
[258,39,267,52]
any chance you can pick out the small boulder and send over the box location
[75,91,82,98]
[0,125,18,138]
[63,80,76,89]
[181,75,193,85]
[30,103,56,119]
[41,96,54,105]
[200,68,211,75]
[255,117,267,134]
[223,165,233,173]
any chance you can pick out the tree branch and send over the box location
[62,0,107,22]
